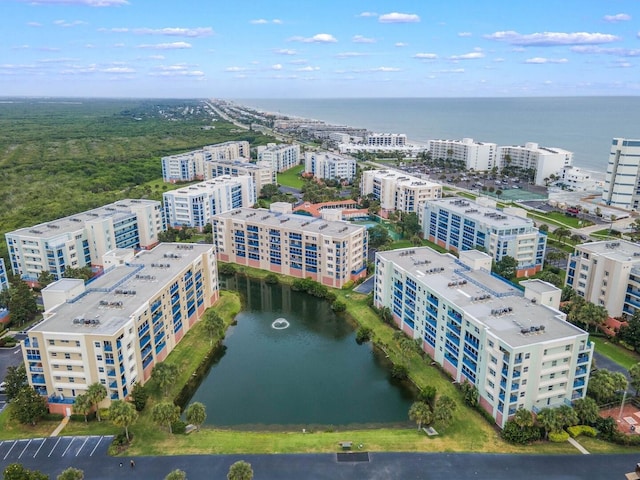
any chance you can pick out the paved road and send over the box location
[1,445,638,480]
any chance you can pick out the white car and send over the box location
[0,382,6,394]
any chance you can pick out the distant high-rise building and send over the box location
[602,138,640,210]
[428,138,498,171]
[498,143,572,186]
[0,258,9,291]
[304,151,356,182]
[257,143,301,173]
[161,141,250,183]
[366,133,407,147]
[203,159,276,199]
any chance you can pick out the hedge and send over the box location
[567,425,597,438]
[548,430,570,442]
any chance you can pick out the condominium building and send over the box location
[0,258,8,291]
[423,198,546,277]
[602,138,640,210]
[163,175,256,231]
[257,143,301,173]
[22,243,219,414]
[428,138,498,171]
[498,143,573,186]
[559,166,599,192]
[161,141,250,183]
[304,151,357,182]
[374,247,593,428]
[360,170,442,214]
[566,240,640,318]
[203,159,276,198]
[6,200,164,282]
[212,203,368,288]
[366,133,407,147]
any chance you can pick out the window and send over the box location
[98,367,104,373]
[520,392,525,397]
[552,360,557,367]
[75,341,81,347]
[95,342,100,348]
[48,339,55,345]
[565,345,571,351]
[548,386,553,391]
[523,367,529,373]
[64,353,70,359]
[67,365,73,371]
[525,353,530,360]
[97,355,103,361]
[550,373,555,379]
[522,380,527,385]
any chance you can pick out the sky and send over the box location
[2,0,640,98]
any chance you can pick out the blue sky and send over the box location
[2,0,640,98]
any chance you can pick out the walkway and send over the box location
[567,437,590,454]
[50,416,69,437]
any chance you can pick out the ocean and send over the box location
[236,97,640,175]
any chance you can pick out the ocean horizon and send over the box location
[236,96,640,175]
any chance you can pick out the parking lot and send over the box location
[0,435,112,463]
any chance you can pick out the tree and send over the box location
[151,401,181,434]
[572,397,599,425]
[512,408,534,429]
[575,302,608,333]
[397,336,415,365]
[202,310,224,346]
[109,400,138,441]
[494,256,518,279]
[433,395,457,429]
[460,381,479,407]
[185,402,207,431]
[165,470,188,480]
[587,369,627,404]
[73,393,93,422]
[11,387,48,425]
[62,266,93,281]
[130,382,149,412]
[538,223,549,233]
[227,460,253,480]
[536,408,560,439]
[259,183,280,199]
[37,270,55,288]
[4,364,27,401]
[408,401,432,430]
[397,212,421,239]
[86,382,107,421]
[57,467,84,480]
[554,227,571,244]
[7,277,38,327]
[618,310,640,352]
[367,224,391,249]
[555,404,579,430]
[630,363,640,396]
[3,463,49,480]
[152,362,179,397]
[418,385,437,409]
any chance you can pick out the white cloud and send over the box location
[102,66,135,73]
[394,42,408,47]
[371,66,401,72]
[137,42,192,50]
[27,22,42,27]
[18,0,128,6]
[113,43,125,48]
[225,66,246,72]
[458,32,472,37]
[100,27,129,33]
[378,12,420,24]
[450,50,485,60]
[485,31,620,46]
[524,57,568,64]
[53,19,88,27]
[570,46,640,57]
[289,33,337,43]
[414,52,438,59]
[335,51,367,58]
[289,59,308,65]
[603,13,631,23]
[274,49,297,55]
[273,19,282,24]
[271,64,282,70]
[352,35,375,44]
[358,12,378,18]
[149,55,165,60]
[250,19,268,24]
[297,66,319,71]
[436,68,465,74]
[614,62,632,68]
[133,27,213,37]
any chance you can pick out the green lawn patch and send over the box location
[590,337,640,370]
[277,164,305,189]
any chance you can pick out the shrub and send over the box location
[502,420,542,445]
[98,407,110,421]
[567,425,597,438]
[264,273,279,285]
[331,300,346,312]
[341,280,355,290]
[355,327,372,344]
[130,383,149,412]
[218,263,237,276]
[390,365,408,380]
[171,420,187,434]
[548,430,570,443]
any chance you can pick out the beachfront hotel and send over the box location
[497,143,573,186]
[374,247,593,428]
[360,170,442,216]
[22,243,219,414]
[162,175,256,231]
[161,141,250,183]
[203,159,276,199]
[304,151,357,182]
[257,143,301,173]
[6,200,164,283]
[212,203,368,288]
[428,138,498,172]
[602,138,640,210]
[423,198,546,277]
[566,239,640,318]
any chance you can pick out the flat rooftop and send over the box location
[8,199,159,239]
[32,243,213,336]
[215,207,366,238]
[378,247,587,348]
[370,170,440,188]
[576,240,640,263]
[208,159,270,171]
[168,175,251,195]
[427,198,535,229]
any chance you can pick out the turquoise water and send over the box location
[237,97,640,173]
[351,219,401,240]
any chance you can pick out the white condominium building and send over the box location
[375,247,593,428]
[204,159,276,198]
[202,141,250,161]
[602,138,640,210]
[366,133,407,147]
[304,151,357,182]
[162,141,250,183]
[566,240,640,318]
[360,170,442,214]
[0,258,8,291]
[6,200,164,282]
[212,203,368,288]
[498,143,573,186]
[22,243,219,415]
[257,143,301,173]
[423,198,546,277]
[559,166,598,192]
[163,175,256,231]
[428,138,498,171]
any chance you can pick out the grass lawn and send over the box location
[277,164,305,189]
[527,211,591,229]
[591,337,640,370]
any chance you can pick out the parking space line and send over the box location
[61,437,74,457]
[3,441,17,460]
[89,436,104,457]
[33,438,46,458]
[48,437,62,457]
[18,439,32,459]
[76,436,90,456]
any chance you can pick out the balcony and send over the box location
[107,369,116,377]
[31,374,46,384]
[105,359,115,365]
[577,354,590,364]
[27,354,42,361]
[573,378,585,388]
[29,366,44,373]
[109,381,117,389]
[104,344,113,352]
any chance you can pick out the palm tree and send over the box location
[572,397,599,425]
[630,363,640,396]
[227,460,253,480]
[512,408,534,430]
[86,382,107,422]
[185,402,207,431]
[203,310,225,346]
[73,393,93,423]
[152,362,179,397]
[151,401,181,434]
[408,401,432,430]
[536,408,560,439]
[109,400,138,442]
[555,405,578,430]
[433,395,457,429]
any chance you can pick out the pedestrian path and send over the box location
[50,416,69,437]
[567,436,589,454]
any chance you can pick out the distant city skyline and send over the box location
[2,0,640,98]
